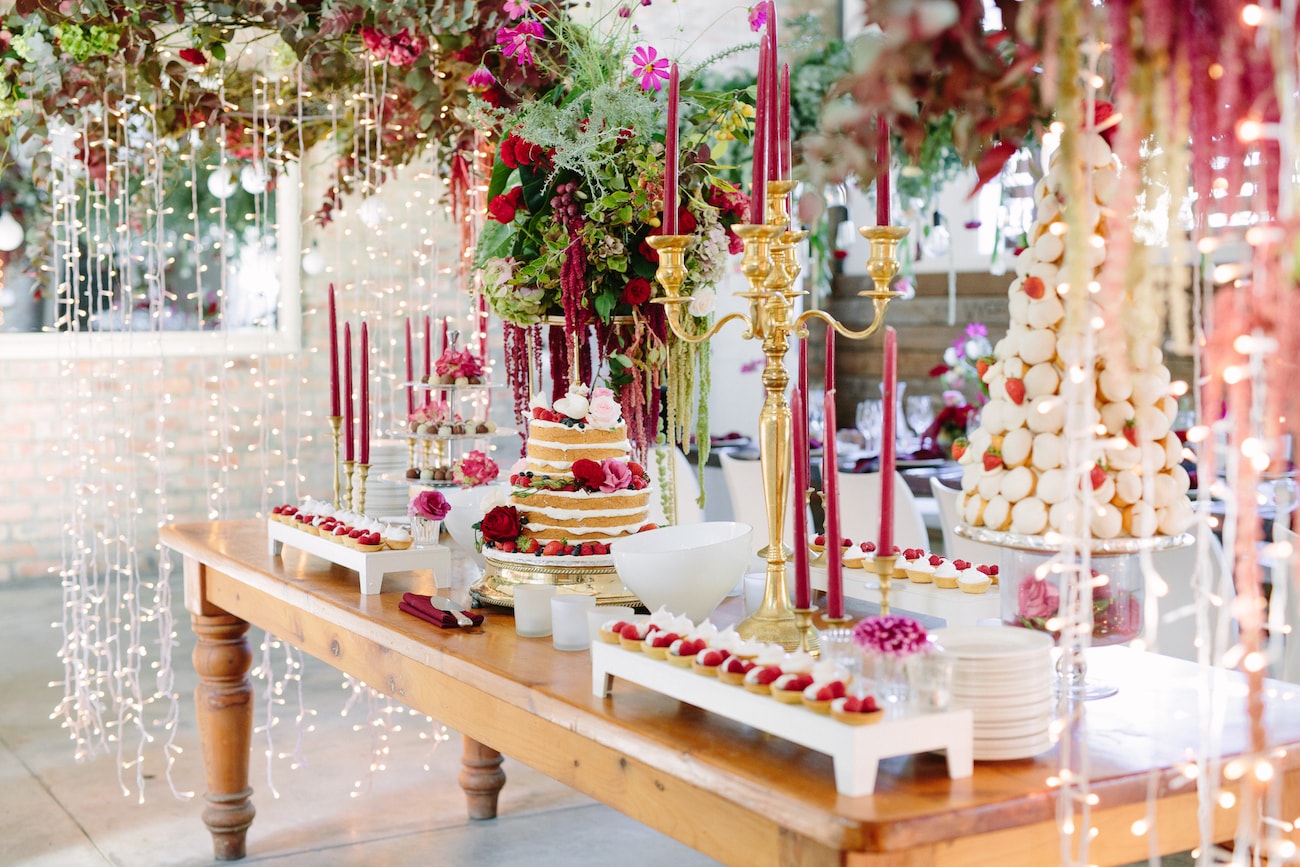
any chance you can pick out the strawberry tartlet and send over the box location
[831,694,885,725]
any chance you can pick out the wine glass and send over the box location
[855,399,883,459]
[904,395,935,452]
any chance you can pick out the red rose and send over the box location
[179,48,207,65]
[498,136,520,169]
[479,506,523,544]
[487,186,524,224]
[1091,101,1118,146]
[727,230,744,255]
[620,277,652,306]
[676,207,697,235]
[571,459,606,490]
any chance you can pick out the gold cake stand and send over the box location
[470,553,642,608]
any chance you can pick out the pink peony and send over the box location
[453,450,500,488]
[1017,577,1060,620]
[599,459,632,493]
[587,394,621,428]
[409,490,451,521]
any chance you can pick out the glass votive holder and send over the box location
[587,605,634,642]
[906,651,954,712]
[513,584,556,638]
[865,652,908,705]
[411,516,440,547]
[552,595,597,651]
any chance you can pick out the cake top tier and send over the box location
[529,383,625,432]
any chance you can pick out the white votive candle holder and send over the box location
[552,595,597,651]
[513,584,557,638]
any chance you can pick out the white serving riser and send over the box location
[267,520,451,595]
[811,566,1000,628]
[590,641,973,797]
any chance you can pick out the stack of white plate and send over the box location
[931,626,1056,761]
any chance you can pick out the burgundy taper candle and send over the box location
[823,353,843,619]
[749,39,768,225]
[440,316,449,355]
[328,284,340,418]
[664,62,679,235]
[879,327,898,554]
[798,334,810,485]
[791,386,811,609]
[360,321,370,465]
[423,314,432,407]
[343,322,354,462]
[405,317,415,417]
[778,63,791,180]
[876,115,891,226]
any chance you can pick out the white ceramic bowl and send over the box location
[609,522,753,623]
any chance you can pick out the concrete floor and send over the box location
[0,578,722,867]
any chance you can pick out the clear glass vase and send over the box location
[411,516,441,547]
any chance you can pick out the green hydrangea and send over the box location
[52,25,120,63]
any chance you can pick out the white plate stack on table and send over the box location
[932,626,1055,761]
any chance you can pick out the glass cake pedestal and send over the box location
[953,523,1192,700]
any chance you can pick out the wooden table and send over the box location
[162,520,1300,866]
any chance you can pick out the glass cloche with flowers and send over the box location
[469,1,751,455]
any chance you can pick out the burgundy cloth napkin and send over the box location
[399,593,485,629]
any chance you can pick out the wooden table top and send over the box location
[162,520,1300,866]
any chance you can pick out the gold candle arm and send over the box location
[328,416,343,509]
[793,225,909,341]
[648,234,751,344]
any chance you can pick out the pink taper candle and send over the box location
[765,1,779,181]
[823,330,843,619]
[879,327,898,554]
[328,284,340,418]
[360,322,370,465]
[440,316,449,355]
[423,314,433,408]
[876,115,891,226]
[404,318,415,417]
[663,62,679,235]
[791,386,811,609]
[749,39,768,225]
[343,323,354,462]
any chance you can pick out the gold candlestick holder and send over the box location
[871,552,898,617]
[342,459,355,513]
[353,462,371,516]
[328,416,343,508]
[792,607,820,655]
[651,178,908,649]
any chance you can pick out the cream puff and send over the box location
[1019,328,1058,366]
[963,493,987,527]
[982,495,1012,531]
[1122,501,1158,537]
[1023,362,1060,399]
[1091,502,1123,539]
[1098,365,1134,403]
[1026,396,1065,435]
[1011,497,1049,535]
[1099,400,1135,436]
[977,468,1005,500]
[1135,404,1172,441]
[1001,466,1038,502]
[1031,432,1065,471]
[1027,297,1065,330]
[1036,468,1068,505]
[1000,428,1033,468]
[1033,230,1065,263]
[1112,468,1143,506]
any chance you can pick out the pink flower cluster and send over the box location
[360,26,426,67]
[453,450,500,488]
[435,348,484,380]
[409,490,451,521]
[496,19,544,67]
[411,400,453,426]
[852,615,929,656]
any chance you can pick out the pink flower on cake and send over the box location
[587,394,621,427]
[1017,577,1060,620]
[409,490,452,521]
[453,450,500,488]
[599,459,632,493]
[591,386,614,400]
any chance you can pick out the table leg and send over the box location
[459,737,506,820]
[192,612,256,861]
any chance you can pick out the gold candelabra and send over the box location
[650,179,908,649]
[353,463,370,516]
[328,416,343,508]
[342,458,355,514]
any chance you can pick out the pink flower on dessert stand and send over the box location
[852,615,928,657]
[631,45,670,91]
[599,459,632,493]
[435,348,485,380]
[453,450,500,488]
[409,490,452,521]
[1017,576,1060,621]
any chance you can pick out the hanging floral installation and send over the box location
[469,1,753,457]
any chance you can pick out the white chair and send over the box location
[719,452,797,559]
[645,445,704,527]
[832,470,928,552]
[1147,518,1233,664]
[929,477,1003,565]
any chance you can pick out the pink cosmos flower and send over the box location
[497,20,544,66]
[631,45,670,92]
[747,4,767,31]
[599,459,633,493]
[503,0,532,19]
[467,66,496,88]
[617,4,631,16]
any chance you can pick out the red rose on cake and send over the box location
[478,505,523,545]
[571,458,606,491]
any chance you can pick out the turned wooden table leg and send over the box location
[192,612,256,860]
[459,737,506,820]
